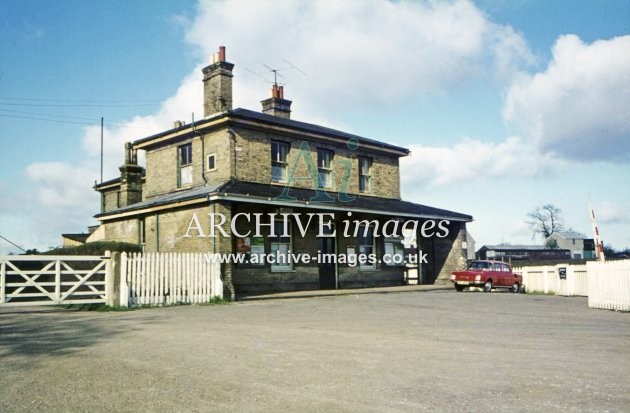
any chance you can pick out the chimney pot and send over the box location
[219,46,226,62]
[261,85,292,119]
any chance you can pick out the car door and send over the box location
[494,262,507,286]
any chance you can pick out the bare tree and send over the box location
[527,204,564,239]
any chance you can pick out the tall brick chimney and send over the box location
[261,84,292,119]
[118,142,144,207]
[202,46,234,117]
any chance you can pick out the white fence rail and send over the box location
[121,252,223,307]
[587,260,630,311]
[514,264,588,296]
[0,254,109,306]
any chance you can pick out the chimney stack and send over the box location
[202,46,234,117]
[261,84,292,119]
[118,142,144,207]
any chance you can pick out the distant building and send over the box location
[61,233,90,248]
[547,231,595,260]
[476,244,572,261]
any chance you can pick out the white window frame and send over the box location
[178,142,193,188]
[317,148,333,189]
[358,224,376,270]
[206,153,217,172]
[271,141,289,183]
[384,236,404,267]
[270,220,293,271]
[358,156,372,193]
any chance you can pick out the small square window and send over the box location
[206,154,217,171]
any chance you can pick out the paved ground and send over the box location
[1,290,628,412]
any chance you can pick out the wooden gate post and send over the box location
[105,251,115,307]
[120,252,129,308]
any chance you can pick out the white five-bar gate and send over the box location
[0,253,110,306]
[0,252,223,308]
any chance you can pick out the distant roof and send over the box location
[61,233,90,243]
[480,245,547,251]
[552,231,588,240]
[96,180,472,222]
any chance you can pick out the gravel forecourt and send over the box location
[1,290,628,412]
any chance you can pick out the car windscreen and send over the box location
[468,261,491,270]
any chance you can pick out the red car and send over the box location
[450,260,523,293]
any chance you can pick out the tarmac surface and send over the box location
[1,288,628,412]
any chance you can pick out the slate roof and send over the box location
[131,108,409,155]
[94,183,225,218]
[219,181,472,221]
[229,108,409,155]
[61,233,90,243]
[96,180,472,222]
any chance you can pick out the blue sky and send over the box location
[1,0,629,254]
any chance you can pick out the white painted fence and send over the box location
[514,264,588,296]
[0,253,109,306]
[587,260,630,311]
[120,252,223,307]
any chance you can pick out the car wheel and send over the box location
[454,284,465,292]
[519,284,526,294]
[483,280,493,292]
[511,283,519,293]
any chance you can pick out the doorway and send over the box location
[317,229,337,289]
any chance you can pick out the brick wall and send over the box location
[102,189,119,213]
[104,218,140,244]
[420,221,467,284]
[232,127,401,199]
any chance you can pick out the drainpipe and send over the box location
[155,213,160,252]
[192,113,207,185]
[211,203,216,254]
[228,128,236,180]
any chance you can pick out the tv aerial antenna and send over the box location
[245,58,307,87]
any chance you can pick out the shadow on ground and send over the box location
[0,308,132,369]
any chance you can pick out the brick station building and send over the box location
[93,46,472,297]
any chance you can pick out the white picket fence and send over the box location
[514,264,588,296]
[587,260,630,311]
[514,260,630,311]
[120,252,223,307]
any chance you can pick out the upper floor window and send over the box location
[359,156,372,193]
[317,149,333,189]
[178,143,193,188]
[271,141,288,182]
[206,153,217,172]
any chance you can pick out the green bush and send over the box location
[43,241,142,256]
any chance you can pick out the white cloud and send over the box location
[503,34,630,162]
[184,0,533,119]
[400,136,563,188]
[25,162,95,208]
[16,0,538,251]
[595,201,630,224]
